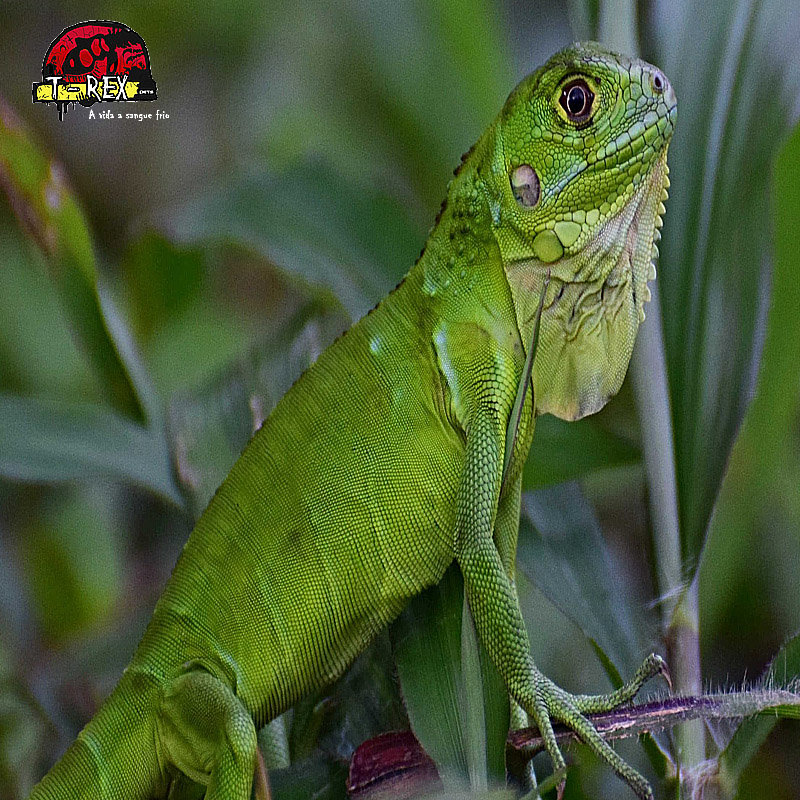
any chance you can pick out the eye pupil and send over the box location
[567,86,586,115]
[559,79,594,121]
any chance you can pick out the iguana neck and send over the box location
[412,117,669,423]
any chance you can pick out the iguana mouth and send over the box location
[586,105,676,174]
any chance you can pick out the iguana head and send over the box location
[491,43,676,420]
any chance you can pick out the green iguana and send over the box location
[29,43,676,800]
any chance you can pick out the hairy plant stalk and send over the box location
[509,687,800,757]
[667,579,705,762]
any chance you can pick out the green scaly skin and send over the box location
[29,43,676,800]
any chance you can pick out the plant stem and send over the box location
[597,0,706,768]
[630,291,682,618]
[598,0,638,59]
[666,577,705,762]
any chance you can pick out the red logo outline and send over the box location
[32,21,157,120]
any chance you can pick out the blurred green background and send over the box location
[1,1,799,799]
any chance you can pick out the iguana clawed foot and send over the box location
[522,653,669,800]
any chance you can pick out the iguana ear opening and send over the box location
[510,165,540,209]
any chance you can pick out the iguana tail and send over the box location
[29,670,162,800]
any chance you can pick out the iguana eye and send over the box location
[559,79,594,122]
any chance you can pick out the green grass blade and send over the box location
[700,122,800,635]
[503,272,548,490]
[393,565,468,782]
[392,564,509,789]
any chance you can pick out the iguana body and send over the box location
[30,44,676,800]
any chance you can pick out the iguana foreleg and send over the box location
[455,409,656,799]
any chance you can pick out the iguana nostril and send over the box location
[652,71,664,93]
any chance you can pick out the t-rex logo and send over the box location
[32,21,157,120]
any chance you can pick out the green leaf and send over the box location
[0,97,146,422]
[700,123,800,629]
[162,160,424,318]
[517,484,657,680]
[647,0,800,571]
[256,0,511,211]
[168,299,349,517]
[522,415,639,490]
[19,489,122,643]
[717,632,800,794]
[0,393,181,506]
[0,221,95,398]
[120,233,206,341]
[392,564,509,789]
